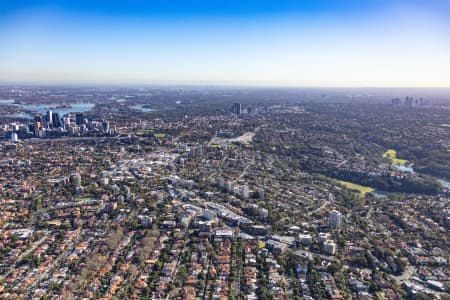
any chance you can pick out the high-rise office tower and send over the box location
[232,102,242,115]
[11,132,19,143]
[52,112,61,128]
[63,116,70,127]
[34,115,42,136]
[75,113,84,125]
[46,110,53,128]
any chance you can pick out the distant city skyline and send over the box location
[1,0,450,87]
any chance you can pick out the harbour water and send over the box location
[130,104,156,112]
[440,179,450,190]
[0,102,95,119]
[0,99,15,105]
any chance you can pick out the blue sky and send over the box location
[1,0,449,86]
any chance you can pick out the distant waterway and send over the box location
[0,102,95,119]
[0,99,15,104]
[440,179,450,190]
[20,103,95,115]
[0,99,28,118]
[393,164,450,190]
[131,104,157,112]
[393,164,414,173]
[0,113,31,119]
[370,191,388,199]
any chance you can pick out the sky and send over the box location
[0,0,449,87]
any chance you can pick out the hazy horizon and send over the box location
[2,81,450,90]
[1,0,450,87]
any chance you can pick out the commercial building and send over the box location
[11,132,18,143]
[75,113,84,125]
[232,102,242,115]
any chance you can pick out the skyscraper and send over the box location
[52,112,61,128]
[75,113,84,125]
[34,115,42,136]
[232,102,242,115]
[63,116,70,127]
[11,132,19,143]
[46,110,53,128]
